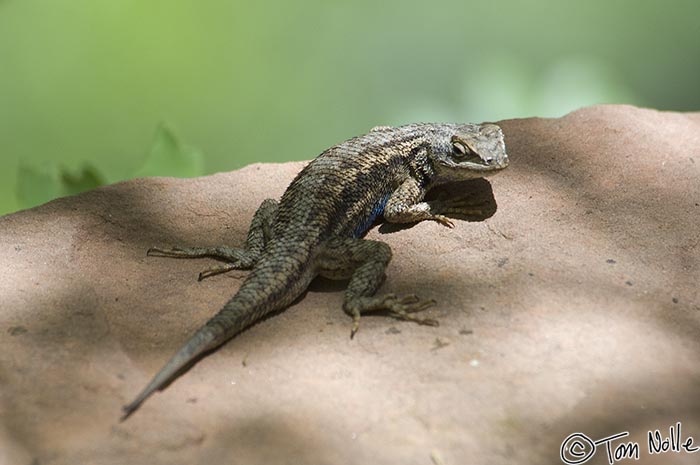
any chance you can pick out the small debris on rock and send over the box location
[459,329,474,335]
[606,258,616,264]
[385,326,401,335]
[432,338,450,351]
[430,450,446,465]
[672,297,679,304]
[8,326,28,336]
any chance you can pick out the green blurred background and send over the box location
[2,0,699,215]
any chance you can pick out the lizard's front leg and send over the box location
[148,198,278,280]
[384,177,456,228]
[317,237,437,338]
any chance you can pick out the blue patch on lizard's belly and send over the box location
[352,193,391,238]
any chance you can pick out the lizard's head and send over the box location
[431,123,509,182]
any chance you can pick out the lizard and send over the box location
[121,122,509,420]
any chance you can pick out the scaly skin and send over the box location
[121,122,509,420]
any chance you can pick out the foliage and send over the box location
[15,124,203,210]
[2,0,699,214]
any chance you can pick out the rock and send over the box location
[1,105,698,465]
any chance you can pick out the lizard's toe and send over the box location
[432,215,455,228]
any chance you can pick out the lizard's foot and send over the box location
[430,214,455,229]
[345,293,438,339]
[196,263,239,281]
[147,246,256,279]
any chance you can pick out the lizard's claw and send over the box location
[198,264,239,281]
[432,215,455,228]
[147,245,256,279]
[346,293,439,338]
[350,318,360,339]
[147,246,190,257]
[387,295,439,326]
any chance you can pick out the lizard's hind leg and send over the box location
[318,237,438,338]
[147,199,278,280]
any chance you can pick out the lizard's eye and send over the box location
[452,141,470,157]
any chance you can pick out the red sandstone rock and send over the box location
[1,105,698,465]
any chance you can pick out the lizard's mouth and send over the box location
[465,155,508,170]
[464,154,487,165]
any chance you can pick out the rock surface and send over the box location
[1,105,699,465]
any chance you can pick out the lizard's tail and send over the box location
[120,322,219,421]
[120,272,305,421]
